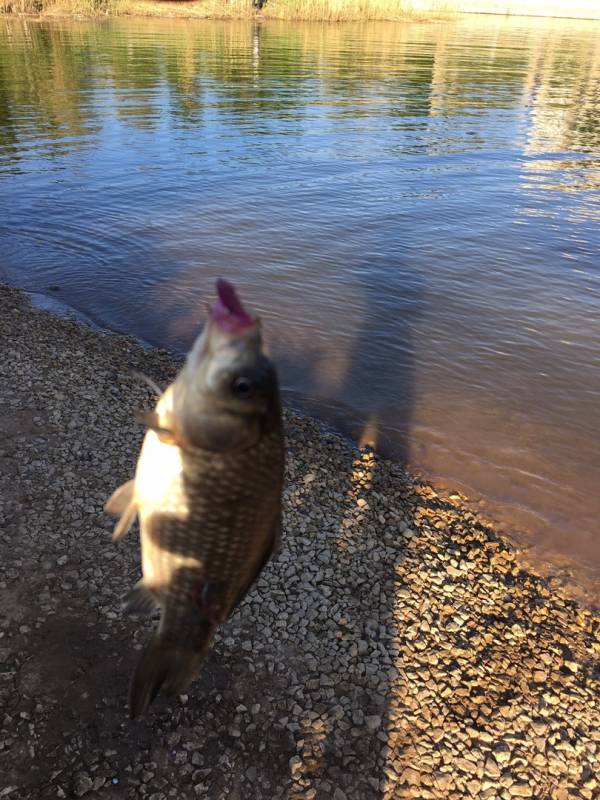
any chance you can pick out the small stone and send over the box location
[351,709,364,725]
[432,772,452,791]
[543,693,559,706]
[289,756,302,776]
[401,767,420,785]
[509,783,533,798]
[365,715,381,733]
[456,757,476,774]
[74,775,93,797]
[493,746,511,765]
[484,758,501,778]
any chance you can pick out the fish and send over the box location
[105,279,284,718]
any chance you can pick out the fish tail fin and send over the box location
[104,479,137,542]
[129,624,215,719]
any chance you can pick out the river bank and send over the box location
[2,0,600,19]
[0,282,598,798]
[1,0,423,21]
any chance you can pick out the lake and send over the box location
[1,14,599,597]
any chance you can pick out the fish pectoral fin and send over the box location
[105,479,135,515]
[105,480,138,542]
[112,503,138,542]
[123,581,159,616]
[104,480,137,542]
[135,410,179,446]
[196,581,228,624]
[130,370,164,398]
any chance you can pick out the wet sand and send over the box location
[0,283,598,799]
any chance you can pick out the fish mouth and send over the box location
[211,279,256,333]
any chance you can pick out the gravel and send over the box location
[0,283,598,799]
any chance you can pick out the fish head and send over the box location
[176,279,280,450]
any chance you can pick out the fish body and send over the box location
[105,280,284,717]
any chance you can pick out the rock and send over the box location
[493,746,511,765]
[365,715,382,733]
[456,757,477,774]
[484,758,501,778]
[289,756,302,776]
[74,775,93,797]
[400,768,420,785]
[432,772,452,791]
[509,783,533,798]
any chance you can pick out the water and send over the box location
[1,15,599,595]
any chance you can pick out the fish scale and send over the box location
[144,430,283,617]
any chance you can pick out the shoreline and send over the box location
[0,1,432,22]
[1,280,599,798]
[3,4,600,21]
[19,283,600,604]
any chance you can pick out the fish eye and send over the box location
[231,376,255,399]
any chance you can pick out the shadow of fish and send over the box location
[105,279,285,718]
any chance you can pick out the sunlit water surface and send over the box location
[1,15,599,597]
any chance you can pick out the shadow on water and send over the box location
[278,259,424,467]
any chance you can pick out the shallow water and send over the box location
[1,15,599,593]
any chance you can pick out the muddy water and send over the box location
[1,15,599,595]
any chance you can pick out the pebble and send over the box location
[289,756,302,776]
[365,715,381,733]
